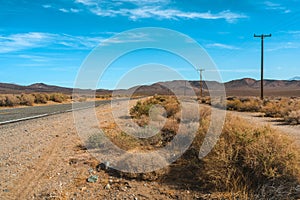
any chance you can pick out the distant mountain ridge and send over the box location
[289,76,300,81]
[0,78,299,97]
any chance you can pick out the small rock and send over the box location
[3,189,9,192]
[105,183,111,190]
[87,175,98,183]
[96,161,110,171]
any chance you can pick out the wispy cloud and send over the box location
[75,0,247,23]
[42,4,81,14]
[42,4,52,9]
[264,1,291,13]
[206,43,240,50]
[266,42,300,51]
[0,32,107,53]
[59,8,81,13]
[0,32,55,53]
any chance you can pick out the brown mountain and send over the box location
[0,78,299,97]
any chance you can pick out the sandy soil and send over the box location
[0,100,202,200]
[0,99,299,200]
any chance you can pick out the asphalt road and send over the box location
[0,100,113,124]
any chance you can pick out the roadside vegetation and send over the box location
[0,93,114,108]
[203,96,300,125]
[0,93,69,107]
[87,95,300,199]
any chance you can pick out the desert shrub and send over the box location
[50,93,67,103]
[0,95,6,106]
[262,99,294,118]
[227,99,243,111]
[130,95,180,119]
[110,132,139,151]
[284,110,300,125]
[4,95,20,106]
[19,94,35,106]
[226,98,262,112]
[188,112,300,198]
[33,93,48,104]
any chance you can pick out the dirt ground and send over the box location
[0,99,299,200]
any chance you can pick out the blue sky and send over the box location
[0,0,300,89]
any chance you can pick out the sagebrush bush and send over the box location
[33,93,49,104]
[189,111,300,198]
[284,110,300,125]
[19,94,35,106]
[130,95,180,119]
[50,93,67,103]
[4,95,20,106]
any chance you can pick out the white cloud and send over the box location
[0,32,56,53]
[59,8,81,13]
[42,4,52,8]
[0,32,107,53]
[266,42,300,51]
[206,43,240,50]
[75,0,247,22]
[264,1,291,13]
[59,8,69,13]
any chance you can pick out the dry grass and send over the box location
[86,96,300,199]
[222,97,300,125]
[0,93,70,107]
[284,110,300,125]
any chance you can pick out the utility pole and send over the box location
[254,33,271,100]
[198,69,205,99]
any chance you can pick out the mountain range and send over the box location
[0,78,299,97]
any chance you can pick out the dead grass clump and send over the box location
[0,95,20,106]
[130,95,180,120]
[33,93,49,104]
[227,98,262,112]
[284,110,300,125]
[190,113,300,198]
[50,93,67,103]
[19,94,35,106]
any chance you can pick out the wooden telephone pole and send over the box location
[254,33,271,100]
[198,69,205,99]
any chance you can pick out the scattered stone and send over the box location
[96,161,110,171]
[88,168,94,174]
[87,175,98,183]
[105,183,111,190]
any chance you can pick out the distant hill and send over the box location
[289,76,300,81]
[0,78,299,97]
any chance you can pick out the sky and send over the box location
[0,0,300,89]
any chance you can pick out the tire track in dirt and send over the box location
[13,136,61,199]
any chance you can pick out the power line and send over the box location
[254,34,271,100]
